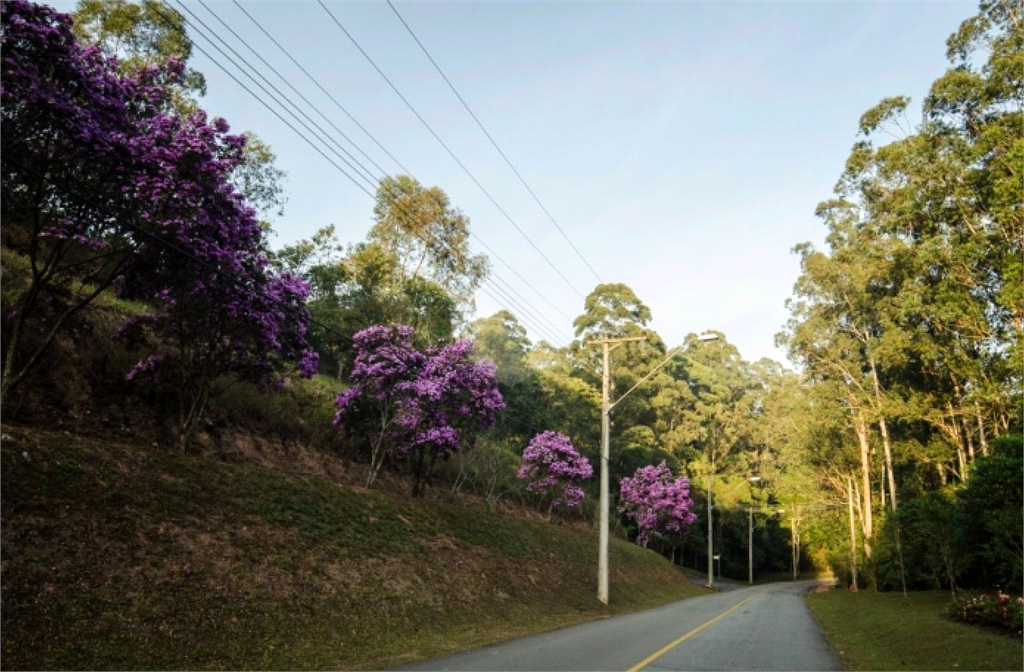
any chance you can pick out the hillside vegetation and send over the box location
[0,422,708,670]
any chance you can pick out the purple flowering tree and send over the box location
[334,325,504,495]
[2,0,151,404]
[517,431,593,519]
[334,325,426,488]
[0,2,316,438]
[618,461,698,546]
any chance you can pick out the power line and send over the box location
[194,0,391,181]
[316,0,589,301]
[167,1,575,341]
[231,0,413,177]
[146,3,377,202]
[385,0,603,286]
[192,0,570,340]
[171,0,381,190]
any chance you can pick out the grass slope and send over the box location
[806,589,1023,671]
[1,423,708,670]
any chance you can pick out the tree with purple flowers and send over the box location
[334,325,504,495]
[0,1,316,437]
[517,431,593,519]
[618,461,697,546]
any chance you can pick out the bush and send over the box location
[874,490,960,592]
[437,435,523,510]
[953,444,1024,589]
[948,591,1024,634]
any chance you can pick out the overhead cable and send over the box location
[316,0,589,301]
[151,1,574,344]
[386,0,603,285]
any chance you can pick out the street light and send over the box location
[708,474,760,588]
[591,331,718,604]
[746,507,785,585]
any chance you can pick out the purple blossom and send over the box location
[618,461,697,545]
[333,325,504,492]
[517,431,593,509]
[1,1,317,402]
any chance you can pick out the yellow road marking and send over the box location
[626,591,765,672]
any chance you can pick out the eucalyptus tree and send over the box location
[466,310,532,387]
[370,175,488,315]
[779,0,1023,580]
[823,0,1023,479]
[71,0,206,109]
[569,283,669,464]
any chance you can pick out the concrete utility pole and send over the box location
[847,476,858,592]
[707,467,714,589]
[746,507,758,586]
[791,516,802,580]
[590,336,644,605]
[746,506,783,585]
[589,333,718,604]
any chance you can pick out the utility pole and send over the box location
[748,508,754,585]
[589,336,643,605]
[791,515,802,580]
[707,466,714,589]
[847,476,858,592]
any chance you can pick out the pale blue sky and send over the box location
[54,0,978,363]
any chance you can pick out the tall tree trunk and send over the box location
[951,376,975,463]
[880,461,887,510]
[853,413,873,553]
[367,403,392,488]
[964,425,976,463]
[869,357,898,510]
[974,402,988,457]
[847,476,859,592]
[893,516,908,597]
[948,400,967,477]
[998,412,1010,435]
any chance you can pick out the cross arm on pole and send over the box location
[587,336,646,347]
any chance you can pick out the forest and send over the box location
[1,0,1021,609]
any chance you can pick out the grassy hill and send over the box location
[0,421,708,670]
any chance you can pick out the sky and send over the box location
[54,0,979,365]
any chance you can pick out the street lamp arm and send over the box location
[719,476,762,500]
[608,345,685,410]
[609,334,717,410]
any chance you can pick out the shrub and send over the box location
[517,431,593,517]
[948,591,1024,634]
[617,461,697,546]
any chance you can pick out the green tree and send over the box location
[71,0,206,110]
[276,226,459,377]
[953,437,1024,588]
[370,175,488,314]
[465,311,531,387]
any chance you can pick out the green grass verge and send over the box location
[806,589,1023,671]
[1,423,708,670]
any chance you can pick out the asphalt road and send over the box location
[397,580,842,671]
